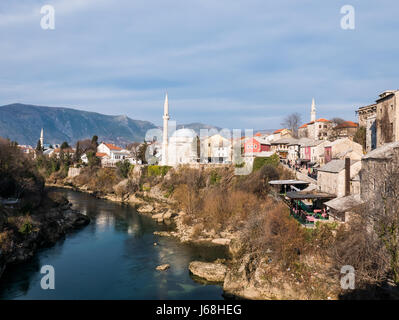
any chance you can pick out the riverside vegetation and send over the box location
[0,138,89,279]
[39,149,399,300]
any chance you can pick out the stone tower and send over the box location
[161,93,169,165]
[310,98,316,122]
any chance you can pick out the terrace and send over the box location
[285,191,335,227]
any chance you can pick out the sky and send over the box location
[0,0,398,130]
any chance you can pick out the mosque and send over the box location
[160,93,199,166]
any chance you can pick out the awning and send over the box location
[286,191,335,200]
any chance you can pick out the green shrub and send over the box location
[116,160,133,178]
[19,221,33,235]
[210,171,221,185]
[147,165,171,177]
[253,154,280,172]
[234,162,245,168]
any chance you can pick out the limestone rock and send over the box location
[156,264,170,271]
[211,238,231,246]
[189,261,227,283]
[137,204,154,213]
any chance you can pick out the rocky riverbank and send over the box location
[48,176,338,300]
[0,190,90,280]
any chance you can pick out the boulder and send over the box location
[151,213,163,220]
[156,264,170,271]
[189,261,227,283]
[137,204,154,213]
[211,238,231,246]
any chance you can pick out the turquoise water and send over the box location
[0,188,227,300]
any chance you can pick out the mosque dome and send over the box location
[171,128,197,138]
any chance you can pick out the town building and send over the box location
[201,134,232,163]
[356,90,399,151]
[243,137,271,155]
[299,139,330,165]
[167,128,199,165]
[324,138,363,163]
[271,137,298,160]
[357,103,377,152]
[317,158,361,198]
[331,121,358,139]
[359,141,399,202]
[96,142,131,166]
[298,99,332,140]
[159,93,199,166]
[272,128,292,140]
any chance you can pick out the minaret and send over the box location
[40,128,44,148]
[161,92,169,165]
[310,98,316,122]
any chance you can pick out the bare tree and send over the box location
[281,113,302,137]
[331,117,345,126]
[126,142,141,159]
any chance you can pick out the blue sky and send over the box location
[1,0,398,129]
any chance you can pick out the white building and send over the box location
[96,142,132,166]
[160,93,199,166]
[167,128,198,165]
[201,134,232,163]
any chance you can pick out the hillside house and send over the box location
[201,134,232,163]
[324,138,363,163]
[359,141,399,202]
[244,137,271,155]
[299,139,330,165]
[317,159,362,198]
[356,90,399,151]
[332,121,359,139]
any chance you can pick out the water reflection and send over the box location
[0,188,226,300]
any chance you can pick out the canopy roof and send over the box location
[269,180,309,185]
[286,191,335,200]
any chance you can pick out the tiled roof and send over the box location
[334,121,358,129]
[104,143,122,151]
[272,137,298,145]
[318,159,358,173]
[96,152,109,158]
[299,124,307,129]
[362,141,399,160]
[273,129,284,134]
[316,118,330,122]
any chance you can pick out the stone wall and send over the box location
[68,167,81,178]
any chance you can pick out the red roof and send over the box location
[335,121,358,129]
[273,129,284,134]
[96,152,108,158]
[255,132,262,136]
[299,124,308,129]
[104,143,122,151]
[316,118,330,123]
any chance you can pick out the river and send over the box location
[0,188,227,300]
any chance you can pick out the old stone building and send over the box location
[357,90,399,151]
[317,159,362,198]
[359,141,399,202]
[331,121,359,139]
[298,99,332,140]
[357,103,377,152]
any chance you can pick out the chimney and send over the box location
[345,157,350,196]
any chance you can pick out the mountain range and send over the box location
[0,103,221,147]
